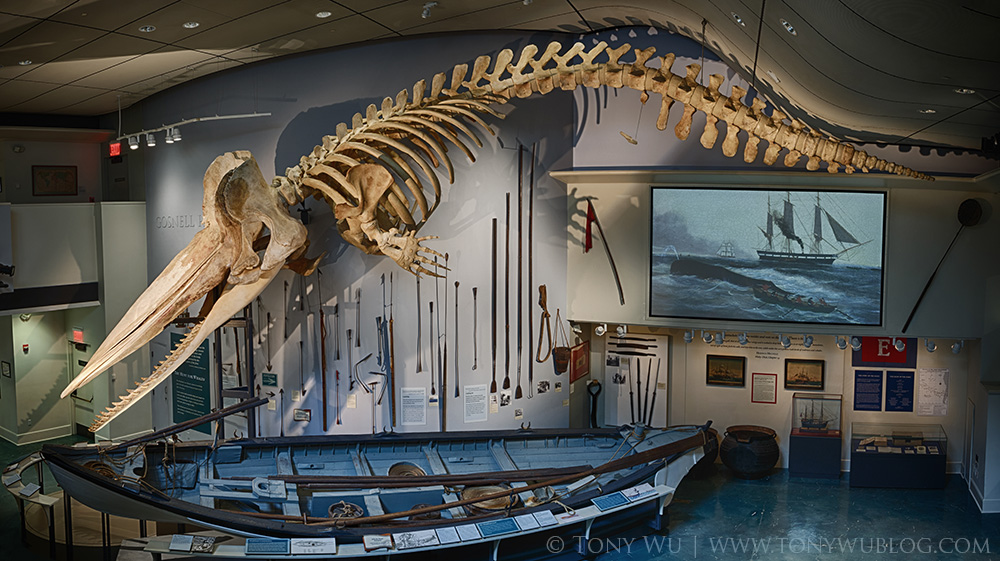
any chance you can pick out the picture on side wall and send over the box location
[785,359,825,390]
[32,165,78,196]
[649,187,886,326]
[706,355,746,387]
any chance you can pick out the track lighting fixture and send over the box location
[171,128,182,142]
[128,136,139,150]
[893,338,906,352]
[616,325,627,337]
[165,129,174,144]
[835,336,847,350]
[683,330,694,343]
[802,334,814,348]
[779,334,791,349]
[702,331,713,344]
[421,2,437,18]
[951,340,964,354]
[850,336,862,351]
[738,332,749,346]
[714,331,725,345]
[594,323,607,336]
[925,338,937,353]
[145,132,155,147]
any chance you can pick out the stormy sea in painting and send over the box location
[650,255,882,325]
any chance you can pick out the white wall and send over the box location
[9,203,98,292]
[0,140,102,204]
[8,311,73,444]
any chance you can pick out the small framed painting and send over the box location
[706,355,745,387]
[32,165,78,196]
[785,358,825,390]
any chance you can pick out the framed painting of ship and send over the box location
[785,358,825,390]
[706,354,745,387]
[649,187,886,326]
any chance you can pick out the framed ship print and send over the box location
[785,358,825,390]
[649,187,886,326]
[706,355,745,387]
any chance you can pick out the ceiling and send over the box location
[0,0,998,151]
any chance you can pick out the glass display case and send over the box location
[851,422,947,455]
[791,393,842,437]
[849,422,947,488]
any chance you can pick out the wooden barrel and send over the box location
[720,425,779,479]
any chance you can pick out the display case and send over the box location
[788,393,842,479]
[849,423,947,488]
[791,393,842,437]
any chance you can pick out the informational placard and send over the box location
[171,333,211,433]
[917,368,949,416]
[885,371,914,412]
[400,387,426,426]
[463,384,488,423]
[751,373,777,404]
[853,370,883,411]
[261,372,277,387]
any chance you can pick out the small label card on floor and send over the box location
[514,514,540,531]
[290,538,336,554]
[622,483,657,502]
[245,538,290,555]
[477,518,520,538]
[533,510,559,527]
[435,527,460,544]
[591,492,629,511]
[456,524,481,541]
[393,529,439,550]
[168,535,193,552]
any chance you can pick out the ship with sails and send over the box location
[757,192,869,266]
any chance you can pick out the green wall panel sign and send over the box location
[262,372,278,387]
[171,332,211,434]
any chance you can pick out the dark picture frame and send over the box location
[649,187,886,326]
[785,358,825,390]
[32,165,78,196]
[706,354,746,387]
[1,360,10,378]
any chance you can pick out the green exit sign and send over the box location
[262,372,277,387]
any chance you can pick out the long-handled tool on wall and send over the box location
[429,301,437,400]
[388,272,396,428]
[454,281,460,398]
[490,219,498,393]
[434,257,442,399]
[584,199,625,306]
[627,359,635,424]
[503,193,512,391]
[333,303,340,361]
[347,329,354,391]
[355,288,362,348]
[536,285,552,363]
[318,270,328,431]
[646,358,661,426]
[416,277,423,375]
[442,254,449,405]
[642,358,652,425]
[515,148,524,401]
[472,286,478,371]
[527,142,536,399]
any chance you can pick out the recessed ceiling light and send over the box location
[315,11,332,18]
[918,108,937,114]
[138,25,156,33]
[183,21,200,29]
[18,60,31,66]
[954,88,975,95]
[732,12,745,26]
[780,18,797,35]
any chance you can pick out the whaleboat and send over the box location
[37,403,709,556]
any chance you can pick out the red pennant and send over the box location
[585,200,597,253]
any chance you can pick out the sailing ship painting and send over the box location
[650,187,885,325]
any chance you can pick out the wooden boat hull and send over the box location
[42,424,708,545]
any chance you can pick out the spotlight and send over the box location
[171,128,181,142]
[702,331,713,344]
[714,331,725,345]
[128,136,139,150]
[925,338,937,353]
[165,128,174,144]
[616,325,627,337]
[421,1,437,18]
[892,338,905,352]
[683,330,694,343]
[594,323,607,337]
[146,132,155,147]
[738,333,749,346]
[951,340,964,354]
[779,334,791,349]
[803,334,814,348]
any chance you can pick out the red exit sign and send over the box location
[109,142,121,157]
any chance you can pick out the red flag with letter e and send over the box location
[585,200,596,253]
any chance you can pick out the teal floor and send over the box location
[2,436,998,560]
